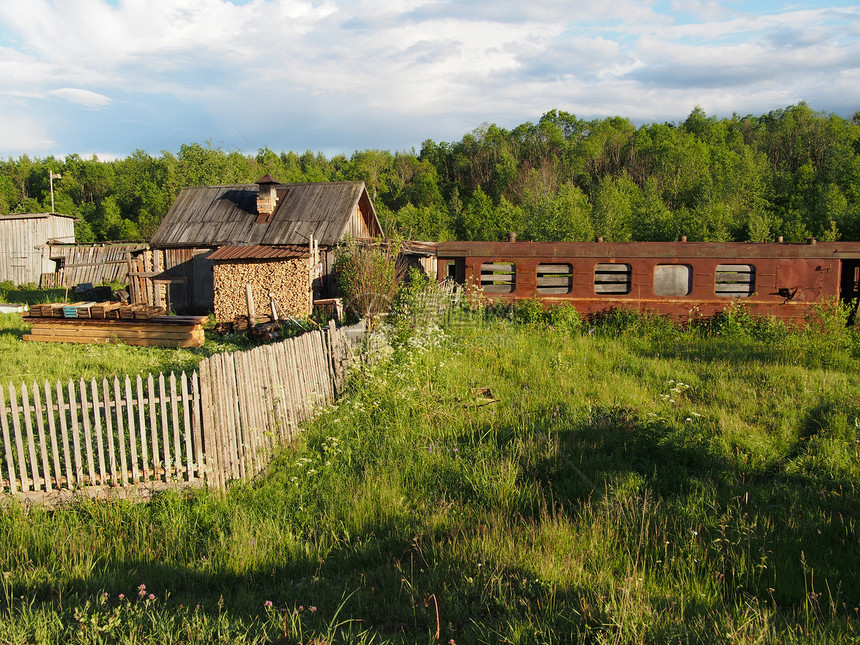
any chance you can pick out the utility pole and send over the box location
[49,171,62,213]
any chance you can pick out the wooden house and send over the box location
[0,213,75,286]
[149,178,383,316]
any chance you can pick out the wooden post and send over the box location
[245,284,256,328]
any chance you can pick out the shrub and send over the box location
[333,236,405,323]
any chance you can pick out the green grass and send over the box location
[0,312,256,386]
[1,305,859,644]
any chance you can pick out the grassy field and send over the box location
[1,300,859,644]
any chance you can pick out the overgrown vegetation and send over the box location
[333,236,405,322]
[1,289,858,643]
[2,103,859,249]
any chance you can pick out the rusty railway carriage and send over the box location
[436,240,860,323]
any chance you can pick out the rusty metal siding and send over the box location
[436,241,860,322]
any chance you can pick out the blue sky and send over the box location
[0,0,857,160]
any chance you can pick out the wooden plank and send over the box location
[27,326,203,340]
[91,379,106,486]
[169,372,182,481]
[181,372,193,483]
[10,384,30,491]
[159,373,172,479]
[20,384,42,491]
[78,380,97,487]
[57,382,73,490]
[223,353,243,481]
[32,383,51,491]
[197,358,219,489]
[23,335,205,348]
[232,351,254,477]
[210,354,229,488]
[125,377,140,484]
[0,386,18,494]
[102,379,117,486]
[191,372,203,482]
[67,381,84,487]
[213,353,231,485]
[137,375,150,482]
[113,378,128,486]
[148,374,161,481]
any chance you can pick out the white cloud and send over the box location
[49,88,112,108]
[0,0,857,157]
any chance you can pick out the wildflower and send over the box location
[148,593,155,600]
[310,606,317,612]
[691,530,698,536]
[299,605,304,611]
[118,594,125,600]
[264,600,273,608]
[138,584,147,597]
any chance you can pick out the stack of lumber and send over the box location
[26,303,165,320]
[22,315,208,348]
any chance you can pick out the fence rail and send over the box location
[0,321,358,505]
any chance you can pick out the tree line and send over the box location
[2,103,859,244]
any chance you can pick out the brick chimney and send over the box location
[256,174,279,222]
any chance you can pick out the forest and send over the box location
[2,102,859,245]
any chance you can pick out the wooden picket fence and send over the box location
[0,321,358,505]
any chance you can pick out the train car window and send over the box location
[481,262,516,293]
[715,264,755,297]
[594,263,632,294]
[537,264,573,294]
[653,264,692,296]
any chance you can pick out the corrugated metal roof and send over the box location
[208,244,309,261]
[151,181,383,248]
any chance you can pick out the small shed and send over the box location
[150,179,383,316]
[0,213,75,286]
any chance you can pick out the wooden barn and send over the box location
[149,177,383,316]
[0,213,75,286]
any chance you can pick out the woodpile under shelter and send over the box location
[149,178,383,317]
[0,213,75,286]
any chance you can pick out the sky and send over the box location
[0,0,858,161]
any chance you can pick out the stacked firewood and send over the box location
[213,259,311,322]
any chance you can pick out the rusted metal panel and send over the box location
[208,245,309,261]
[436,240,860,323]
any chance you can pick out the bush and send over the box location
[333,236,404,323]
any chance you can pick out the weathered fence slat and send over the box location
[32,384,51,492]
[1,386,17,494]
[113,378,128,486]
[147,374,160,481]
[169,372,182,479]
[136,376,149,482]
[158,373,171,479]
[68,381,84,487]
[125,376,140,484]
[10,385,29,491]
[57,382,72,490]
[181,372,193,482]
[91,379,106,486]
[102,379,117,486]
[45,382,62,489]
[21,385,42,491]
[78,380,96,487]
[191,372,202,481]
